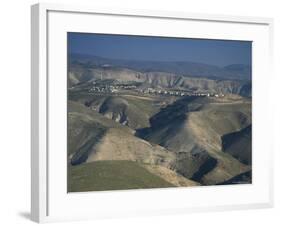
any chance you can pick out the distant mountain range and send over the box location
[69,53,251,81]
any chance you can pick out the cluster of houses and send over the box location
[88,84,224,98]
[138,88,224,97]
[88,84,137,93]
[89,86,117,93]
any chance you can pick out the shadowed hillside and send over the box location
[217,170,252,185]
[222,125,252,165]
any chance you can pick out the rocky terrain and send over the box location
[67,58,252,192]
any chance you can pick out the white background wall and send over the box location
[0,0,280,225]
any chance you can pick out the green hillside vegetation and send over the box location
[68,160,175,192]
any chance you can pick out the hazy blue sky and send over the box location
[68,32,252,67]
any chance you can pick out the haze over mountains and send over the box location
[70,53,251,81]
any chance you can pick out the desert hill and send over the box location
[136,96,251,184]
[68,101,175,168]
[68,101,201,189]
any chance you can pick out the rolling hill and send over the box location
[68,101,200,190]
[136,96,251,184]
[68,101,176,168]
[67,56,252,190]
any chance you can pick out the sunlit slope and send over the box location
[68,101,175,168]
[68,100,133,157]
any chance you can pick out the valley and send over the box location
[67,58,252,192]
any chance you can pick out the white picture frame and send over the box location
[31,3,274,223]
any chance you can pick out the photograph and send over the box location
[67,32,252,192]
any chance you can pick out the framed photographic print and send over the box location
[31,3,274,223]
